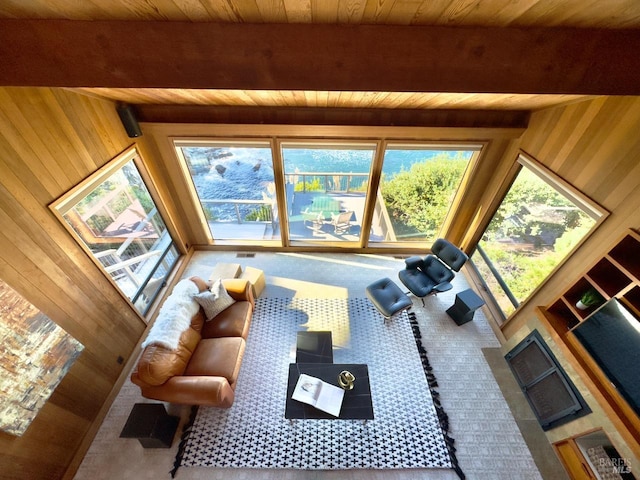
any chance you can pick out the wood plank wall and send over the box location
[0,87,146,479]
[501,96,640,339]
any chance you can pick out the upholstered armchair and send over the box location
[398,238,468,304]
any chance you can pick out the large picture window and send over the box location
[50,147,180,316]
[282,143,375,244]
[471,154,607,320]
[370,145,480,244]
[175,141,280,243]
[171,136,483,248]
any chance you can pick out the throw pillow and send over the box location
[193,279,236,321]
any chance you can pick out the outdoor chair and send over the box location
[398,238,468,305]
[330,211,353,234]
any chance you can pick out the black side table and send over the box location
[446,288,485,325]
[296,331,333,363]
[120,403,179,448]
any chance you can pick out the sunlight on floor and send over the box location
[268,275,348,298]
[277,252,393,270]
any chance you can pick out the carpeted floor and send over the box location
[75,252,543,480]
[176,298,455,474]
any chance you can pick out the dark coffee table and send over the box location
[285,363,374,420]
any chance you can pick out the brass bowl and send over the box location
[337,370,355,390]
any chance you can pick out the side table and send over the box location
[209,262,242,282]
[446,288,485,325]
[119,403,179,448]
[296,331,333,363]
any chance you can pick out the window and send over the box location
[175,141,280,243]
[282,143,375,244]
[472,154,607,319]
[169,134,485,249]
[370,145,480,244]
[50,147,179,316]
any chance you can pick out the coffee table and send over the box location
[285,363,374,420]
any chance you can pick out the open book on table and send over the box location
[291,373,345,417]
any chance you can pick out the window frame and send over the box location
[173,139,282,246]
[371,142,484,246]
[470,151,609,321]
[49,146,182,318]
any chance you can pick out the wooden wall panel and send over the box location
[502,96,640,339]
[0,87,146,479]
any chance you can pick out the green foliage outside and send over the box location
[380,157,468,240]
[73,163,157,234]
[294,178,324,192]
[477,166,596,316]
[245,205,272,222]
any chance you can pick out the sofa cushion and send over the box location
[200,301,253,339]
[189,308,206,334]
[137,327,201,386]
[194,279,236,321]
[184,337,246,387]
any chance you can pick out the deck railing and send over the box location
[198,172,400,241]
[285,172,369,193]
[200,199,276,230]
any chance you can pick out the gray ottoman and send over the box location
[366,277,412,322]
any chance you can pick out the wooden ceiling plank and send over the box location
[2,0,640,27]
[310,0,339,23]
[169,0,216,21]
[255,0,288,23]
[199,0,246,22]
[382,0,423,25]
[436,0,482,24]
[282,0,312,23]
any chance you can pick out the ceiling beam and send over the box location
[1,20,640,95]
[136,105,530,129]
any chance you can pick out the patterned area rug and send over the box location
[174,298,462,476]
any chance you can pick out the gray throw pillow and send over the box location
[193,279,236,320]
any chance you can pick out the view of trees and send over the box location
[379,156,595,318]
[380,156,468,241]
[475,166,596,317]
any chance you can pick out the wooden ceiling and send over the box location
[77,88,594,112]
[3,1,640,112]
[2,0,639,27]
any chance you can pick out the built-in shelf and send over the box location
[538,229,640,468]
[544,230,640,335]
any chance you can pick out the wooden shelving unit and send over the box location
[538,229,640,459]
[544,230,640,335]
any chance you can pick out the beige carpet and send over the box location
[75,252,542,480]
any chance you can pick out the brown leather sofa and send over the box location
[131,276,254,407]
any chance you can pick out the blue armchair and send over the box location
[398,238,468,304]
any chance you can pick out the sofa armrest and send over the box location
[131,372,235,407]
[222,278,255,308]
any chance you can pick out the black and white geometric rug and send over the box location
[175,298,462,476]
